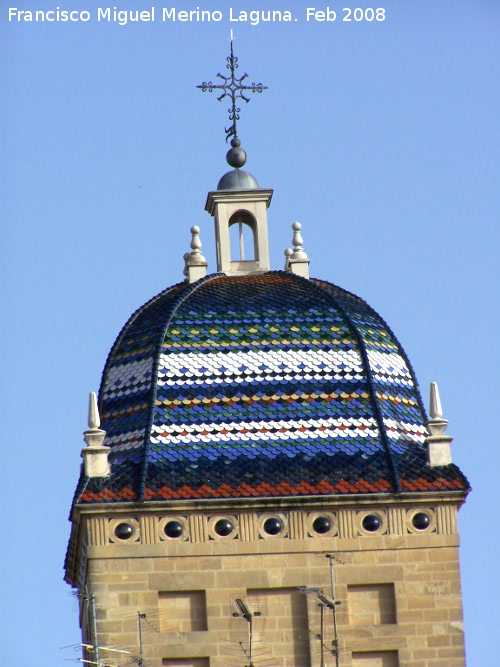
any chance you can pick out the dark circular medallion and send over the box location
[215,518,234,536]
[313,516,332,534]
[412,512,431,530]
[362,514,381,532]
[263,517,283,535]
[114,522,134,540]
[164,520,183,538]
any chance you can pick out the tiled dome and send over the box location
[75,271,469,503]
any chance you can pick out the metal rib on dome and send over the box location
[75,272,469,504]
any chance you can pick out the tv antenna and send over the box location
[62,642,131,667]
[232,598,262,667]
[324,552,348,667]
[69,590,108,667]
[298,552,349,667]
[226,597,273,667]
[133,612,160,667]
[298,587,341,667]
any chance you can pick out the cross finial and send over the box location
[197,37,268,142]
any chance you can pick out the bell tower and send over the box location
[205,139,273,276]
[199,38,272,276]
[65,42,470,667]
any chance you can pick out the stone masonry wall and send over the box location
[80,503,465,667]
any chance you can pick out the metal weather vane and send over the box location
[197,34,268,142]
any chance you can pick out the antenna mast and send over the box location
[324,553,343,667]
[135,611,160,667]
[90,594,100,667]
[232,598,262,667]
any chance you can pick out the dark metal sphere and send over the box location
[115,522,134,540]
[412,512,431,530]
[226,146,247,168]
[215,518,234,536]
[263,517,282,535]
[362,514,381,532]
[313,516,332,534]
[164,520,183,538]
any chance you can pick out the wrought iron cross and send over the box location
[197,36,268,142]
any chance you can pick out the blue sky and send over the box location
[2,1,498,665]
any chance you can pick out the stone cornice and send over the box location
[71,490,468,518]
[205,188,273,215]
